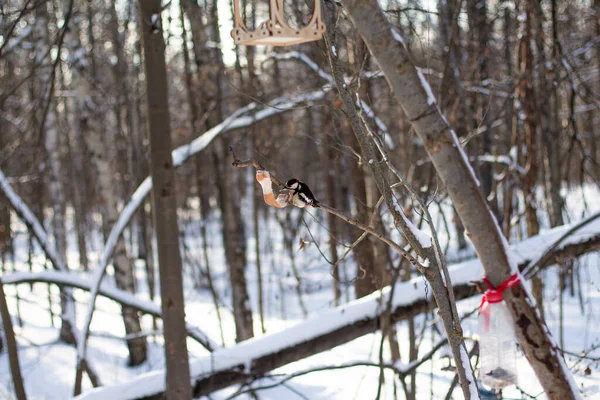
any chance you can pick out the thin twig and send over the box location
[230,155,425,270]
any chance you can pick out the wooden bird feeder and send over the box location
[231,0,325,46]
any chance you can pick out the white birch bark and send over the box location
[34,0,75,345]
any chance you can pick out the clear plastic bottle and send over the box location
[479,290,518,389]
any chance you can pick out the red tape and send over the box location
[479,273,521,331]
[480,273,521,308]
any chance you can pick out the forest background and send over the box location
[1,0,600,399]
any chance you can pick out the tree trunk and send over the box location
[466,0,497,217]
[347,145,379,298]
[138,2,192,398]
[213,143,254,342]
[438,0,470,251]
[188,0,254,342]
[519,0,544,319]
[61,0,89,273]
[71,0,147,366]
[337,0,582,397]
[34,0,75,345]
[322,3,476,397]
[0,280,27,400]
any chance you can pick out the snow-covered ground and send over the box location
[1,186,600,399]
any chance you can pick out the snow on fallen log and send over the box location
[0,270,215,348]
[74,216,600,400]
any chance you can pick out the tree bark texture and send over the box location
[83,122,148,366]
[336,0,582,397]
[138,2,192,398]
[466,0,497,216]
[0,280,27,400]
[519,0,544,319]
[213,142,254,342]
[61,0,89,273]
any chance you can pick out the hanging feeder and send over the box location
[231,0,325,46]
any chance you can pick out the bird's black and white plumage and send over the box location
[285,178,319,208]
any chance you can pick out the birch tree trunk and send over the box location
[83,115,148,366]
[337,0,581,397]
[34,0,75,345]
[63,0,147,366]
[60,0,89,273]
[138,2,192,397]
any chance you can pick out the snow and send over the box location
[0,167,82,345]
[1,270,218,348]
[450,130,480,187]
[2,201,600,399]
[391,196,433,250]
[475,153,526,175]
[391,28,405,45]
[417,69,436,106]
[4,271,160,314]
[459,345,479,400]
[76,278,430,400]
[2,93,600,400]
[72,212,600,399]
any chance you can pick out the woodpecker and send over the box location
[285,178,319,208]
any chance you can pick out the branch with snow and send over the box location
[74,216,600,400]
[0,270,217,348]
[0,166,102,386]
[0,168,67,272]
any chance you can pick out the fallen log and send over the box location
[73,218,600,400]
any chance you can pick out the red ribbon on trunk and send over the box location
[479,273,521,331]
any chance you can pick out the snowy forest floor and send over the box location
[1,186,600,399]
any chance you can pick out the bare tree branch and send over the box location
[0,270,216,348]
[230,157,425,269]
